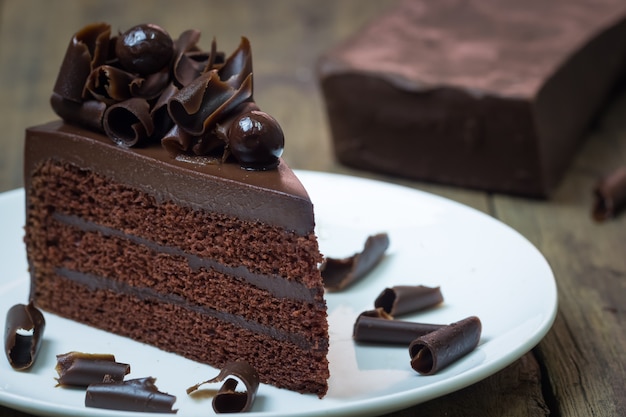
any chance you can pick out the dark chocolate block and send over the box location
[318,0,626,197]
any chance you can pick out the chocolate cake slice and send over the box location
[318,0,626,197]
[24,23,329,397]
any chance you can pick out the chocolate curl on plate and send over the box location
[50,92,106,133]
[592,166,626,222]
[353,313,444,345]
[55,351,130,387]
[52,22,112,102]
[321,233,390,291]
[4,302,45,371]
[187,361,260,413]
[375,285,444,316]
[103,97,154,147]
[409,316,482,375]
[86,377,177,413]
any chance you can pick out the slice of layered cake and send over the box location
[24,23,329,397]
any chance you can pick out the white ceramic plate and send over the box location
[0,171,557,417]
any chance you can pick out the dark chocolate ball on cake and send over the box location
[229,110,285,170]
[115,24,173,74]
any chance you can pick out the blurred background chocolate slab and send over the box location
[318,0,626,197]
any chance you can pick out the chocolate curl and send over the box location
[103,97,154,147]
[168,69,253,138]
[85,377,177,413]
[50,92,106,133]
[321,233,390,291]
[150,83,178,140]
[4,302,45,371]
[354,314,444,345]
[85,65,136,104]
[186,361,260,413]
[592,166,626,222]
[52,22,111,102]
[172,29,211,87]
[55,351,130,387]
[161,124,196,155]
[409,316,482,375]
[374,285,444,316]
[218,37,253,89]
[129,65,172,100]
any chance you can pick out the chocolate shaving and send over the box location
[52,22,112,102]
[103,97,154,147]
[374,285,444,316]
[321,232,390,291]
[187,361,260,413]
[55,351,130,387]
[592,166,626,222]
[50,93,106,133]
[85,377,177,413]
[353,314,444,345]
[409,316,482,375]
[4,302,45,371]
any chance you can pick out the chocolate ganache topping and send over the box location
[51,23,284,170]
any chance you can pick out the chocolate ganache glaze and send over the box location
[51,23,284,170]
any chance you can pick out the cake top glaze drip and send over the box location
[51,23,284,170]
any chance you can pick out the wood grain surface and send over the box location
[1,1,625,416]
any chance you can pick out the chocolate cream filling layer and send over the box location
[52,212,321,303]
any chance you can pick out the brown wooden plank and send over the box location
[493,84,626,417]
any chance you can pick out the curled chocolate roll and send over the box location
[592,166,626,222]
[321,232,390,291]
[55,351,130,387]
[52,22,111,103]
[375,285,444,316]
[50,93,106,133]
[354,314,444,345]
[187,361,260,413]
[85,377,177,413]
[409,316,482,375]
[103,98,154,147]
[4,302,45,371]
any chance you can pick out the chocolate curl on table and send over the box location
[375,285,444,316]
[85,377,177,413]
[592,166,626,221]
[187,361,260,413]
[4,302,45,370]
[321,232,390,291]
[354,313,444,345]
[103,97,155,147]
[55,351,130,387]
[409,316,482,375]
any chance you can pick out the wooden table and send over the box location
[1,1,625,416]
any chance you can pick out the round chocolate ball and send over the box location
[115,24,173,74]
[229,110,285,170]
